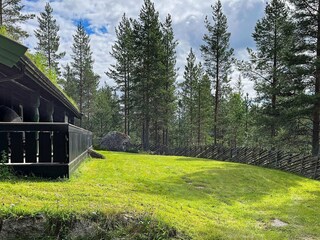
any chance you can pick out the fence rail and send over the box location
[136,144,320,180]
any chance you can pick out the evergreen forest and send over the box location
[1,0,320,155]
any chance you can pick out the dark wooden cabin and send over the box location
[0,34,92,178]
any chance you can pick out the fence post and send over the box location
[276,151,279,168]
[300,154,305,175]
[314,155,319,179]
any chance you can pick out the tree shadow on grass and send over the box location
[132,163,317,204]
[132,163,320,239]
[0,171,70,183]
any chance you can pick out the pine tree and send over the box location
[107,14,134,135]
[242,0,294,147]
[200,0,234,145]
[131,0,165,150]
[34,3,65,74]
[180,50,213,146]
[110,90,122,133]
[224,92,246,148]
[159,14,177,146]
[109,0,178,148]
[172,97,185,147]
[62,64,78,102]
[0,0,34,39]
[180,49,203,145]
[71,23,95,127]
[195,74,213,146]
[82,68,99,130]
[92,86,113,138]
[290,0,320,155]
[181,49,197,145]
[92,85,122,138]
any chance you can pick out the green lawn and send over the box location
[1,151,320,239]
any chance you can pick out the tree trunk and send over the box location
[214,55,219,145]
[312,1,320,156]
[0,0,3,26]
[79,68,83,127]
[47,17,51,69]
[245,93,249,133]
[190,82,194,145]
[197,85,201,146]
[124,72,128,135]
[145,116,150,151]
[165,128,168,146]
[155,120,158,145]
[142,119,145,150]
[271,24,278,140]
[127,67,130,136]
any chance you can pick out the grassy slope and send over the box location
[0,152,320,239]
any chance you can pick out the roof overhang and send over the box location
[0,34,81,119]
[0,35,28,68]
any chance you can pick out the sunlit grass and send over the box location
[0,151,320,239]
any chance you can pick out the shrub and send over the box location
[0,151,14,180]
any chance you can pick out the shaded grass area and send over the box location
[0,152,320,239]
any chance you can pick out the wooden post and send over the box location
[39,101,54,163]
[24,93,40,163]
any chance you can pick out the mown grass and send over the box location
[0,151,320,239]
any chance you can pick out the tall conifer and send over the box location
[132,0,164,150]
[0,0,34,39]
[34,3,65,74]
[159,14,177,146]
[181,49,199,145]
[107,14,134,135]
[243,0,294,146]
[290,0,320,155]
[200,0,234,145]
[71,23,96,127]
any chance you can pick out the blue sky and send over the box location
[21,0,267,96]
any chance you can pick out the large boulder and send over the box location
[100,131,131,152]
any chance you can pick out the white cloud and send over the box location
[21,0,265,96]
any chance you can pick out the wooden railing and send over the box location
[134,144,320,180]
[0,123,92,165]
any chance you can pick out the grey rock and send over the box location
[271,219,288,227]
[100,131,131,152]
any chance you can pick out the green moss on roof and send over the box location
[0,30,78,113]
[25,52,79,111]
[0,27,8,36]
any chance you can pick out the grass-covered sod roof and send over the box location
[0,152,320,239]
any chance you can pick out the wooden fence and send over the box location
[137,145,320,180]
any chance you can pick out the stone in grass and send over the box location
[100,131,131,152]
[271,219,288,227]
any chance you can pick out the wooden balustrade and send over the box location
[0,122,92,177]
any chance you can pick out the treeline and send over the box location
[109,0,320,155]
[2,0,320,155]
